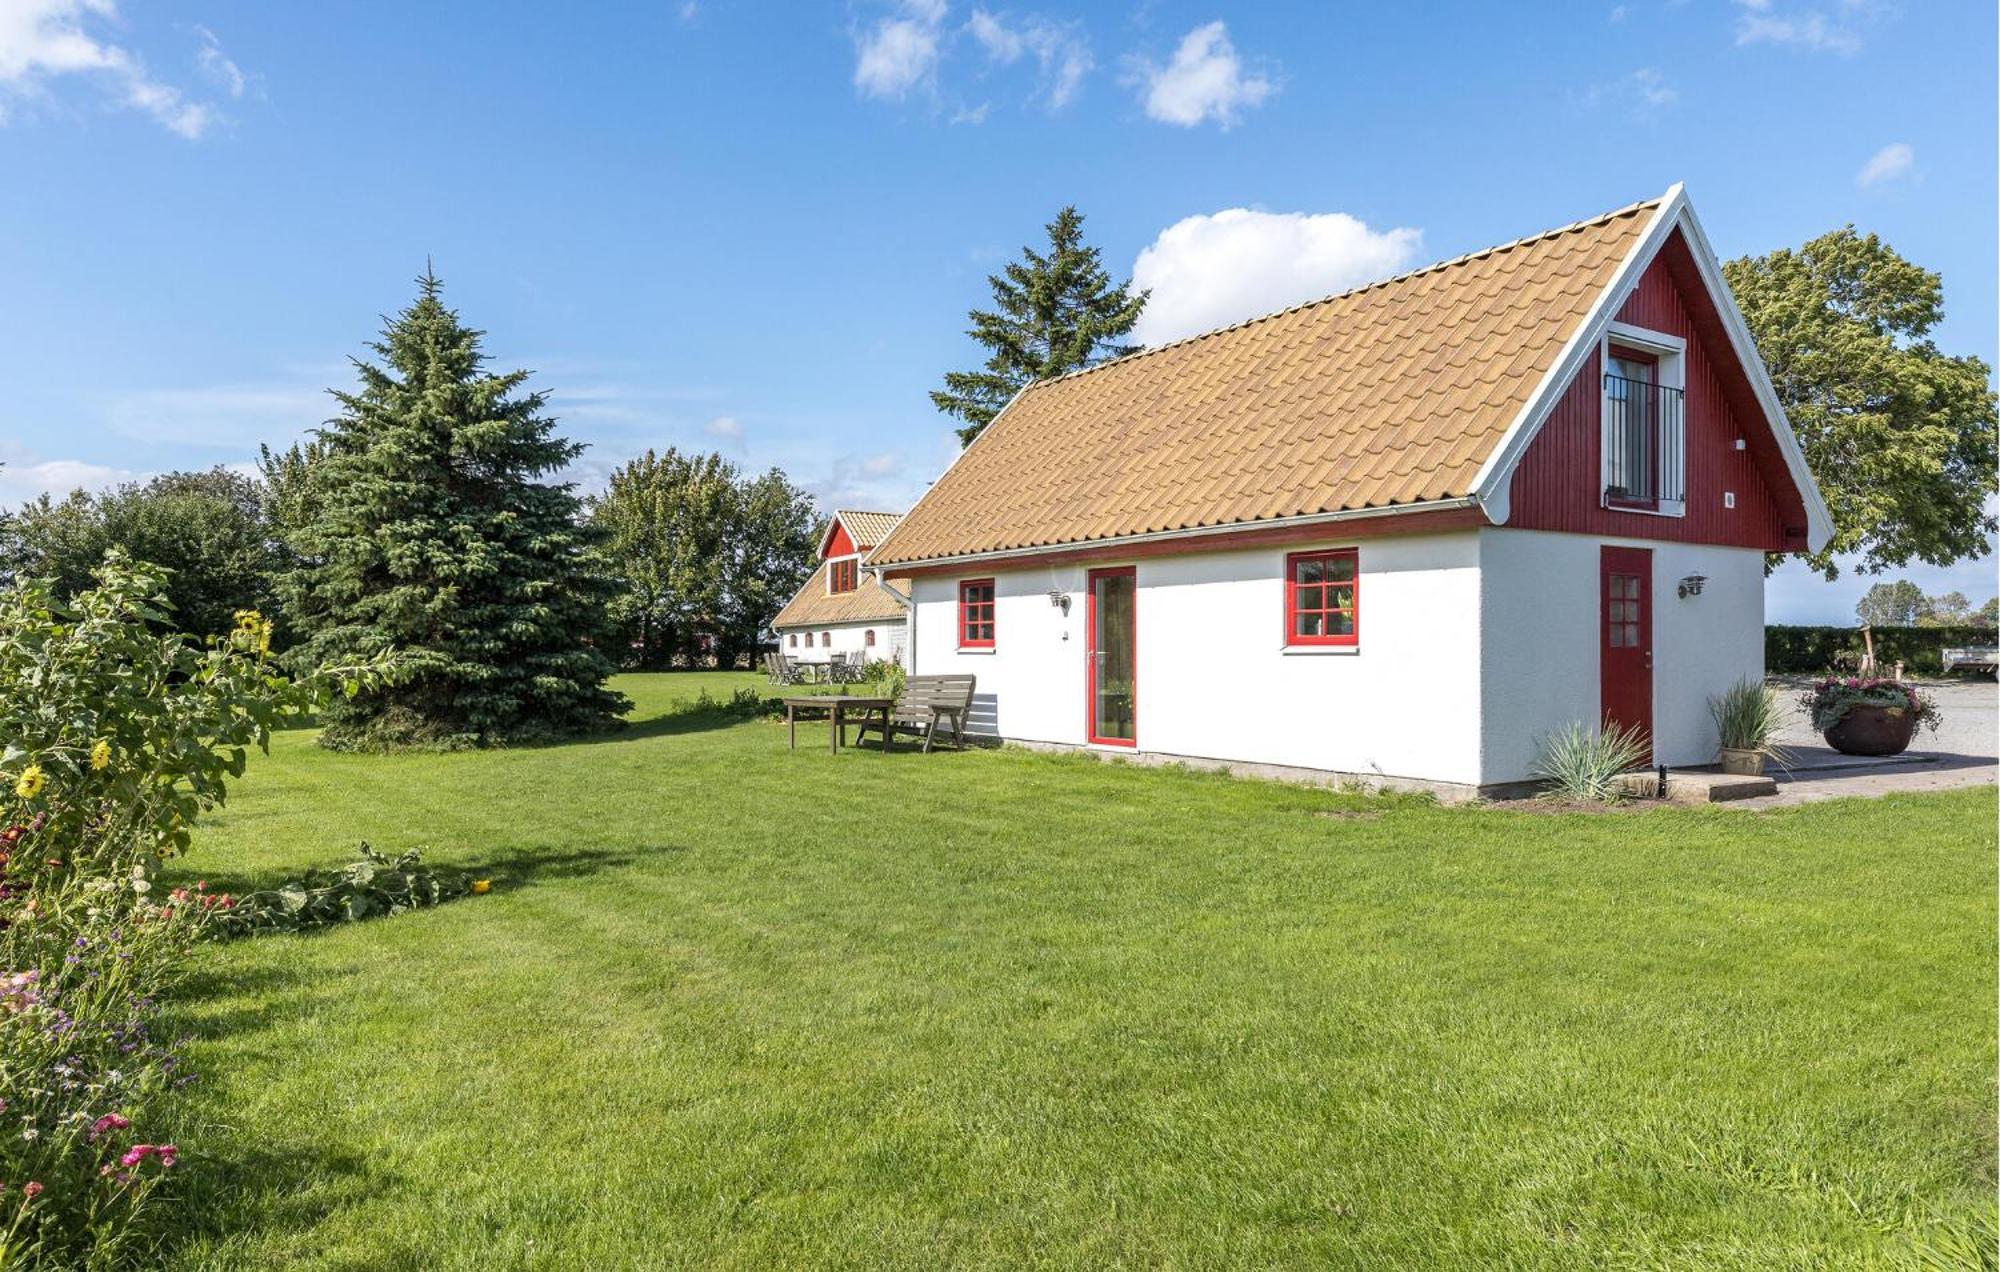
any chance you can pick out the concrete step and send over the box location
[1614,767,1779,803]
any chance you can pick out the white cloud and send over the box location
[1856,141,1914,188]
[967,8,1092,109]
[102,379,331,448]
[854,0,945,102]
[703,414,744,441]
[1572,67,1679,119]
[1129,207,1422,347]
[0,0,220,137]
[0,445,141,508]
[1129,21,1274,129]
[1731,1,1868,54]
[1629,67,1677,108]
[192,25,244,98]
[858,451,901,478]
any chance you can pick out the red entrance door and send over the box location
[1600,546,1653,758]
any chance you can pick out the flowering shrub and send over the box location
[1798,677,1942,736]
[0,553,395,1266]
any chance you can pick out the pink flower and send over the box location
[156,1145,177,1168]
[119,1145,152,1168]
[22,1181,42,1199]
[90,1113,130,1141]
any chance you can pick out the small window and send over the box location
[787,633,796,648]
[864,629,876,647]
[820,631,831,647]
[959,579,996,648]
[1285,549,1358,647]
[1603,344,1684,510]
[830,559,857,593]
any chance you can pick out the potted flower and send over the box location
[1708,678,1788,775]
[1798,676,1941,756]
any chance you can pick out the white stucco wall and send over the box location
[907,526,1766,791]
[1477,529,1764,783]
[779,618,906,665]
[909,532,1486,786]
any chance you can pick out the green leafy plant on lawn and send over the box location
[204,844,480,939]
[1708,677,1792,766]
[0,553,396,1267]
[1532,720,1651,801]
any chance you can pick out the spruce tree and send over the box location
[932,205,1148,445]
[278,271,628,748]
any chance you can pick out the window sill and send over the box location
[1602,497,1686,518]
[1281,645,1360,656]
[955,646,997,655]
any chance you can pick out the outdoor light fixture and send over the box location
[1677,574,1707,599]
[1049,590,1071,615]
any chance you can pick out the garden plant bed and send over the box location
[158,672,1994,1268]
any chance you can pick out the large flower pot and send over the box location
[1823,704,1917,756]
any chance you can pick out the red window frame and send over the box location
[1284,549,1359,647]
[830,558,858,593]
[958,578,996,649]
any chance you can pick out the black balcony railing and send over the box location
[1603,373,1685,508]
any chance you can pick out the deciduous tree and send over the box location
[1725,227,1997,578]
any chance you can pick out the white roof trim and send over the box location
[1473,183,1833,553]
[1471,186,1681,524]
[1673,195,1835,552]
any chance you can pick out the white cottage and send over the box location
[772,509,909,668]
[865,187,1833,798]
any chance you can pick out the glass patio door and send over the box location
[1087,567,1136,746]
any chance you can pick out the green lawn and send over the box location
[157,672,1994,1269]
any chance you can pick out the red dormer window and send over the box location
[830,559,858,593]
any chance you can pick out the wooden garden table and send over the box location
[781,695,894,755]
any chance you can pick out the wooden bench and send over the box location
[1943,646,1999,676]
[851,674,976,753]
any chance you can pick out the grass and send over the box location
[155,672,1994,1269]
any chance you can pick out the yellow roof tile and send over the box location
[871,198,1657,566]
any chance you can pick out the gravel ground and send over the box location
[1770,674,1997,760]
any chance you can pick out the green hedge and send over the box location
[1766,624,1996,676]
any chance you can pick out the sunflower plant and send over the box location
[0,552,398,1265]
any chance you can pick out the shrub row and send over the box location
[1766,624,1995,676]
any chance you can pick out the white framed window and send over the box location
[1600,322,1687,517]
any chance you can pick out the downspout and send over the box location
[867,567,914,669]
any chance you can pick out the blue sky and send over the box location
[0,0,1992,622]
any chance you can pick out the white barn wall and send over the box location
[909,532,1486,786]
[780,619,905,666]
[1477,529,1763,784]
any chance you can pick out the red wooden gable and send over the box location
[1504,228,1812,552]
[821,519,856,560]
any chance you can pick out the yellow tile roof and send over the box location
[771,561,908,630]
[836,510,903,550]
[870,197,1659,567]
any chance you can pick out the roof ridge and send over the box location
[1022,193,1666,395]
